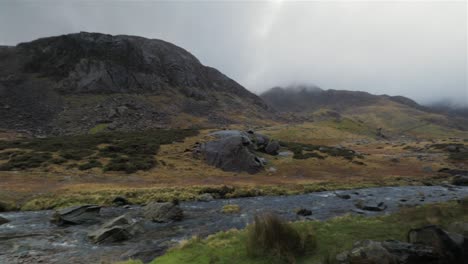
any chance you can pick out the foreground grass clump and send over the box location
[246,213,315,263]
[0,129,198,172]
[146,201,466,264]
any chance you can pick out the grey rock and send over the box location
[197,193,214,202]
[355,200,387,211]
[195,130,265,174]
[408,225,464,263]
[265,140,280,155]
[51,205,101,226]
[88,215,141,244]
[143,201,183,223]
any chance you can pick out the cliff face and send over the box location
[0,32,270,135]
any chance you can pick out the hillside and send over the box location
[260,85,468,138]
[0,32,271,136]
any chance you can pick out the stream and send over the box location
[1,185,467,264]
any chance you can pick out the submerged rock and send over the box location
[0,216,10,225]
[296,208,312,216]
[143,201,183,223]
[51,205,101,226]
[355,200,387,211]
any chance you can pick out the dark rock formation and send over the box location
[0,216,9,225]
[143,201,183,223]
[51,205,101,226]
[452,176,468,186]
[408,225,465,263]
[0,32,270,135]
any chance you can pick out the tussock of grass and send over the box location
[221,204,240,214]
[246,213,315,262]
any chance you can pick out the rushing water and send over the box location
[0,185,467,264]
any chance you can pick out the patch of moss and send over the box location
[221,204,241,214]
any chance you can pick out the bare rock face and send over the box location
[51,205,101,226]
[0,32,270,135]
[143,201,183,223]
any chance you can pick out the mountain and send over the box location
[0,32,270,135]
[260,85,468,136]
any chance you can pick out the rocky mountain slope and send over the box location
[261,85,468,136]
[0,32,270,135]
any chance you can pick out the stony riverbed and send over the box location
[1,185,467,264]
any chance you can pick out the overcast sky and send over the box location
[0,0,466,106]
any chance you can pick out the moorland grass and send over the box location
[0,129,198,172]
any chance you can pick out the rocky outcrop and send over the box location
[0,32,270,135]
[88,214,141,244]
[408,225,465,263]
[337,225,467,264]
[143,201,183,223]
[51,205,101,226]
[193,130,276,173]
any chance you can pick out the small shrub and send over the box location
[221,204,240,214]
[60,149,94,160]
[246,213,315,262]
[78,160,102,170]
[0,152,52,170]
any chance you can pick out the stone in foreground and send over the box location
[143,201,183,223]
[88,214,141,244]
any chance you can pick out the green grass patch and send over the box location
[144,201,466,264]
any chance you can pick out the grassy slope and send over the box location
[120,201,467,264]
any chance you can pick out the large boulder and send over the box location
[408,225,465,263]
[194,130,266,174]
[143,201,183,223]
[51,205,101,226]
[88,214,141,244]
